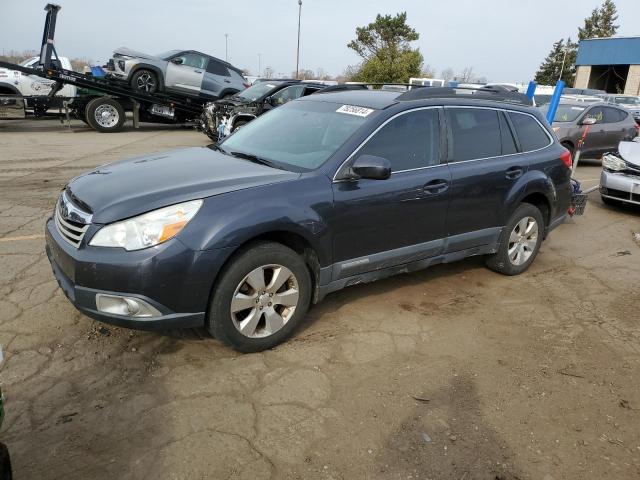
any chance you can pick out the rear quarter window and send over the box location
[508,112,551,152]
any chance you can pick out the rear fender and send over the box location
[503,170,556,224]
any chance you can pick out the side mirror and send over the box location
[172,58,184,65]
[349,155,391,180]
[580,116,597,126]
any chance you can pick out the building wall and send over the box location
[624,65,640,95]
[574,66,591,89]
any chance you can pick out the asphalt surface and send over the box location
[1,117,639,479]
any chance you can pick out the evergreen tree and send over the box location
[347,12,423,83]
[578,0,619,40]
[534,38,577,86]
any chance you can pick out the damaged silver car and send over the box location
[601,138,640,207]
[106,48,248,99]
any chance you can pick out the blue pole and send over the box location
[546,80,565,124]
[525,81,536,100]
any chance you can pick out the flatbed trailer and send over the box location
[0,3,210,132]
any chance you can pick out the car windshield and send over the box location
[156,50,181,60]
[614,96,640,106]
[540,104,586,123]
[219,100,372,171]
[236,82,284,101]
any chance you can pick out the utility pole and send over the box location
[296,0,302,78]
[225,34,229,62]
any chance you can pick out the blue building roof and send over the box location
[576,37,640,66]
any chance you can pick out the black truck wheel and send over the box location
[85,97,126,133]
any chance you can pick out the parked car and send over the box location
[600,138,640,207]
[541,101,638,158]
[46,87,572,352]
[200,80,329,140]
[200,81,366,140]
[564,87,606,96]
[599,94,640,124]
[106,48,248,99]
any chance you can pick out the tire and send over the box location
[0,442,12,480]
[130,69,159,94]
[231,119,250,132]
[208,242,312,352]
[85,97,126,133]
[485,203,545,276]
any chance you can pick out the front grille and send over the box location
[54,192,91,248]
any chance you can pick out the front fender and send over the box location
[128,63,165,89]
[179,175,334,266]
[503,169,556,223]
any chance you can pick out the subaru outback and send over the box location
[45,87,572,352]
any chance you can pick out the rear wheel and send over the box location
[208,242,312,352]
[485,203,544,276]
[85,97,126,133]
[131,69,159,94]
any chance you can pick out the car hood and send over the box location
[112,47,158,60]
[618,140,640,167]
[66,147,299,224]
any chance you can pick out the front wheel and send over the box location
[208,242,311,352]
[131,69,159,94]
[485,203,545,276]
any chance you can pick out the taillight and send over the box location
[560,150,572,169]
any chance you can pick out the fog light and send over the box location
[95,294,162,318]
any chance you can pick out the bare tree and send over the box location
[421,64,436,78]
[458,66,475,83]
[440,67,454,84]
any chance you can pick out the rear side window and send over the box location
[603,107,627,123]
[508,112,551,152]
[358,109,440,171]
[447,108,501,161]
[499,112,517,155]
[206,60,230,76]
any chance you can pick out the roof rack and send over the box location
[396,86,533,106]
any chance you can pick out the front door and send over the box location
[165,52,207,93]
[444,107,523,250]
[330,107,450,279]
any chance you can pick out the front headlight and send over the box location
[602,154,626,172]
[89,200,203,250]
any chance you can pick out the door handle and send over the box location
[224,79,231,83]
[423,179,449,194]
[505,166,523,180]
[194,70,202,73]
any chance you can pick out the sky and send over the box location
[1,0,639,82]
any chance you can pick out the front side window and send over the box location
[172,53,208,69]
[508,112,551,152]
[220,101,371,171]
[356,109,440,172]
[271,85,305,105]
[447,108,501,162]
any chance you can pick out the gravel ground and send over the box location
[1,117,639,479]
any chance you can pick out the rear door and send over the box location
[331,107,450,279]
[164,52,207,94]
[202,59,232,98]
[444,107,524,250]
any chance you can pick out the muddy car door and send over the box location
[164,52,207,94]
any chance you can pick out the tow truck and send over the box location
[0,3,212,132]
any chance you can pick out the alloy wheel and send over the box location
[230,264,300,338]
[136,73,155,92]
[508,216,538,266]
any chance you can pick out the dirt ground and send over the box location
[1,117,639,480]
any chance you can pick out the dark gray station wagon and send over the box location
[46,87,572,352]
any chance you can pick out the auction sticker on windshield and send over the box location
[336,105,374,117]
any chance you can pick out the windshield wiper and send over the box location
[228,151,283,169]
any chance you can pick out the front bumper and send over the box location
[600,169,640,205]
[45,217,232,331]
